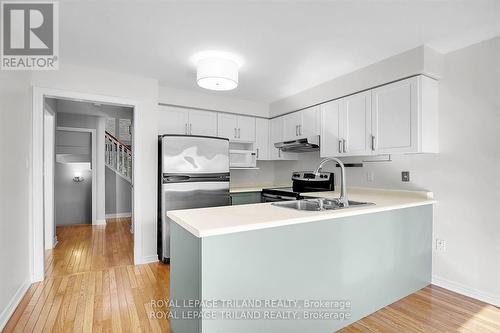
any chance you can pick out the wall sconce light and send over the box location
[73,171,84,183]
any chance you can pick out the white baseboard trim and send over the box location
[0,280,31,331]
[140,255,159,265]
[432,275,500,307]
[105,212,132,219]
[94,218,106,225]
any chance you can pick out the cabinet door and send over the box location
[217,113,238,141]
[320,100,342,157]
[158,106,189,135]
[282,112,301,141]
[255,118,270,160]
[300,106,320,138]
[371,77,417,153]
[188,110,217,136]
[342,91,371,155]
[236,115,256,142]
[270,117,298,160]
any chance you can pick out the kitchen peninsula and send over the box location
[168,188,435,333]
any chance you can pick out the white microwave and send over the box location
[229,149,257,168]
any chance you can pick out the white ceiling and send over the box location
[60,1,500,103]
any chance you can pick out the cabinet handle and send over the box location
[256,148,259,159]
[299,125,302,136]
[338,140,342,153]
[343,139,347,153]
[185,123,188,135]
[295,125,298,136]
[234,128,237,138]
[371,135,376,151]
[238,128,241,138]
[189,123,192,135]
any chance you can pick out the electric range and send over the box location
[261,171,335,202]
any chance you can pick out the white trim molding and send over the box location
[94,219,107,225]
[141,255,160,265]
[432,275,500,307]
[105,212,132,219]
[0,280,31,331]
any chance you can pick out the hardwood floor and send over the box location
[339,285,500,333]
[3,218,171,333]
[3,218,499,332]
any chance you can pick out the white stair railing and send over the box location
[105,131,132,182]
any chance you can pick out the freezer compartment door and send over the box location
[160,181,230,261]
[161,136,229,174]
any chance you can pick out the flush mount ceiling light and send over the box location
[192,51,243,91]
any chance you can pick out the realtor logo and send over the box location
[1,1,59,70]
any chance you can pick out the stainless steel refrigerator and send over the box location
[158,135,231,263]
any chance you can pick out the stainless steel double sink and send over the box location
[272,198,374,211]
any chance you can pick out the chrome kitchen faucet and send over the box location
[313,157,348,207]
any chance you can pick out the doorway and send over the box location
[32,88,138,282]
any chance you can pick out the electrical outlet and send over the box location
[367,171,374,182]
[435,239,446,252]
[402,171,410,182]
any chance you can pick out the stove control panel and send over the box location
[292,171,332,181]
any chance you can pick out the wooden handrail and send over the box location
[105,131,132,153]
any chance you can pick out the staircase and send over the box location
[105,131,132,182]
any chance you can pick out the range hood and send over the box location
[274,136,320,153]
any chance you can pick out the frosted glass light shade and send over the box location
[196,57,238,91]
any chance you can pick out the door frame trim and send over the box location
[32,87,138,282]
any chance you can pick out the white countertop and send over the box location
[167,187,435,238]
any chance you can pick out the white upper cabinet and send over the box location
[217,113,238,140]
[320,100,342,157]
[282,112,302,141]
[270,117,298,160]
[158,105,217,136]
[342,91,372,155]
[217,114,256,142]
[282,106,320,141]
[301,105,320,138]
[237,115,256,142]
[188,110,217,136]
[321,75,438,157]
[321,92,371,157]
[371,76,438,154]
[158,106,189,135]
[255,118,270,160]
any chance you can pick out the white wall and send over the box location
[230,161,277,188]
[345,37,500,304]
[159,85,269,117]
[31,64,159,264]
[269,38,500,305]
[0,72,32,329]
[270,45,443,117]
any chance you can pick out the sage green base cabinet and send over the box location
[230,192,262,205]
[170,205,432,333]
